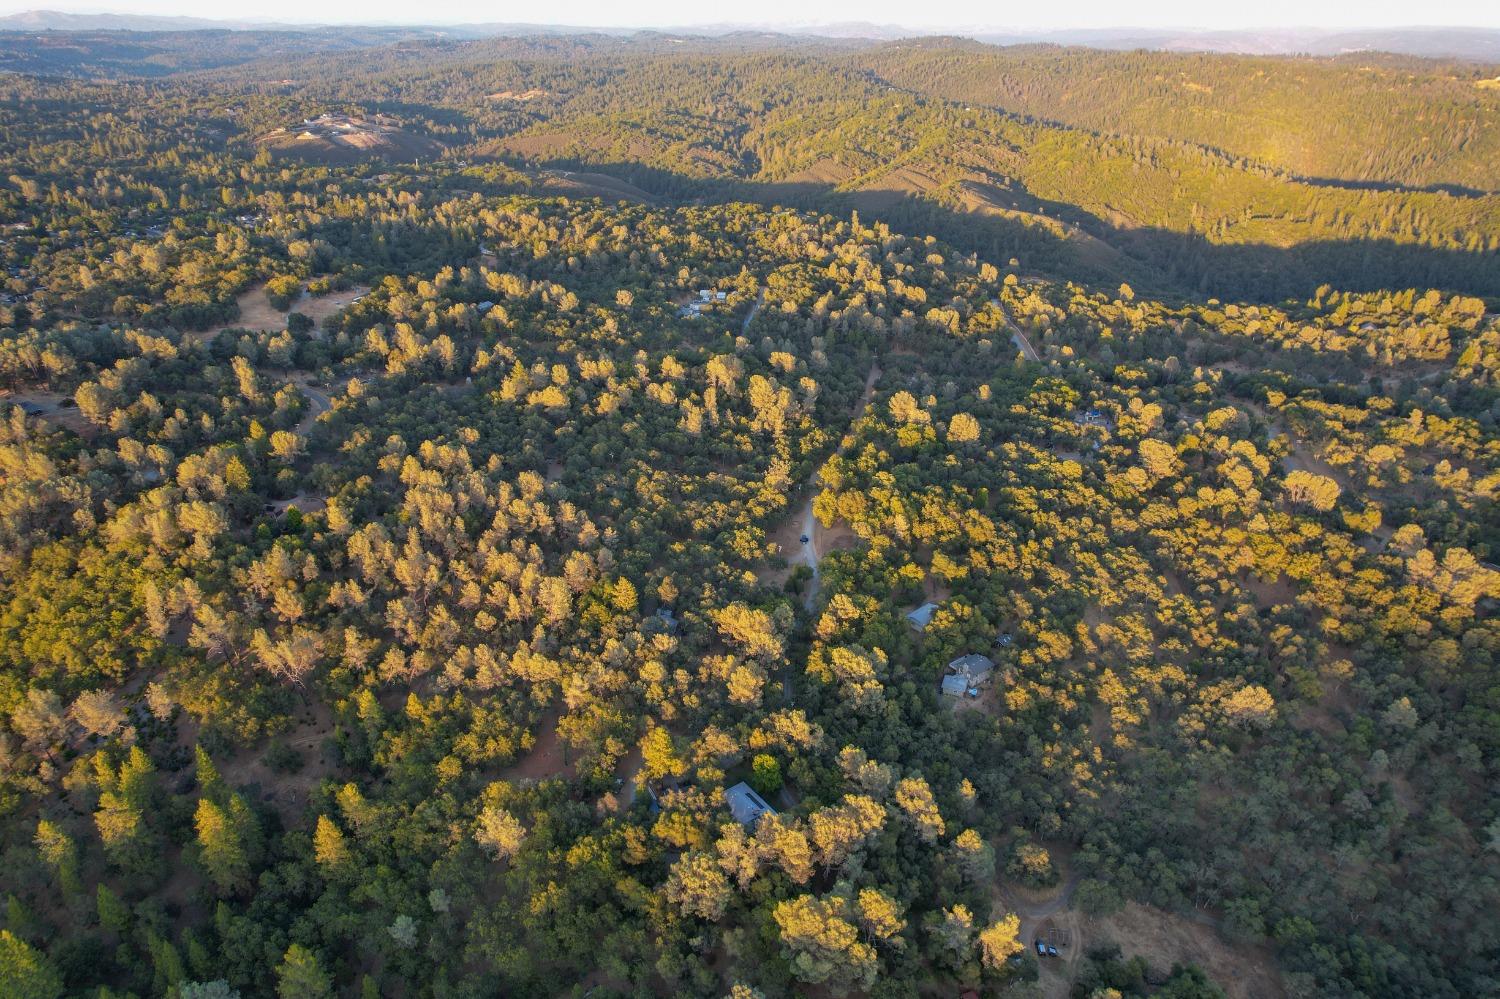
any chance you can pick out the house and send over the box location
[724,782,776,827]
[1072,408,1113,430]
[906,602,940,631]
[940,674,969,698]
[647,606,679,634]
[948,653,994,683]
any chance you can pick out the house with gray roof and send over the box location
[948,653,995,683]
[941,674,970,698]
[724,781,776,827]
[906,602,940,631]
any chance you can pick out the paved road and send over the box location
[742,290,765,336]
[992,299,1042,361]
[293,383,331,436]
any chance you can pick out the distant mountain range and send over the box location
[2,10,1498,61]
[971,26,1500,61]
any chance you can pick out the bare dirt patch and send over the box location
[759,496,811,589]
[951,680,1002,718]
[1,389,91,434]
[1244,572,1298,610]
[999,865,1282,999]
[294,285,369,326]
[212,697,339,829]
[815,516,856,556]
[195,284,369,342]
[486,88,550,102]
[498,708,577,782]
[607,745,645,812]
[259,113,440,163]
[271,493,327,516]
[198,285,285,339]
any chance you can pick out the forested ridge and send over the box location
[0,27,1498,999]
[851,41,1500,194]
[4,32,1500,300]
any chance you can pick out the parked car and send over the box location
[1035,941,1046,956]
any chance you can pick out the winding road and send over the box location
[781,361,881,610]
[993,299,1042,361]
[292,382,331,436]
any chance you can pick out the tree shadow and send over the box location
[513,156,1500,301]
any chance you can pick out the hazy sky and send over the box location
[4,0,1499,29]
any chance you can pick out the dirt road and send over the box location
[787,360,882,609]
[1006,871,1084,947]
[793,492,820,611]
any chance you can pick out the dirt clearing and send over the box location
[2,389,91,434]
[1090,903,1285,999]
[208,697,339,829]
[194,284,370,341]
[499,708,577,782]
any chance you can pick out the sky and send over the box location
[2,0,1499,30]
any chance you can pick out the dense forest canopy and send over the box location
[852,41,1500,194]
[0,24,1497,999]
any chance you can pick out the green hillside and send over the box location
[853,41,1500,193]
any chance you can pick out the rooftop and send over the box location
[906,602,940,630]
[949,653,995,679]
[723,781,776,826]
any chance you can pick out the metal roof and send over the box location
[906,602,940,629]
[723,781,776,826]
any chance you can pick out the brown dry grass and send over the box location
[543,170,657,204]
[1089,903,1285,999]
[196,284,370,342]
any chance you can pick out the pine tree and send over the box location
[33,820,80,896]
[0,930,62,999]
[276,944,333,999]
[312,816,349,872]
[195,798,249,893]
